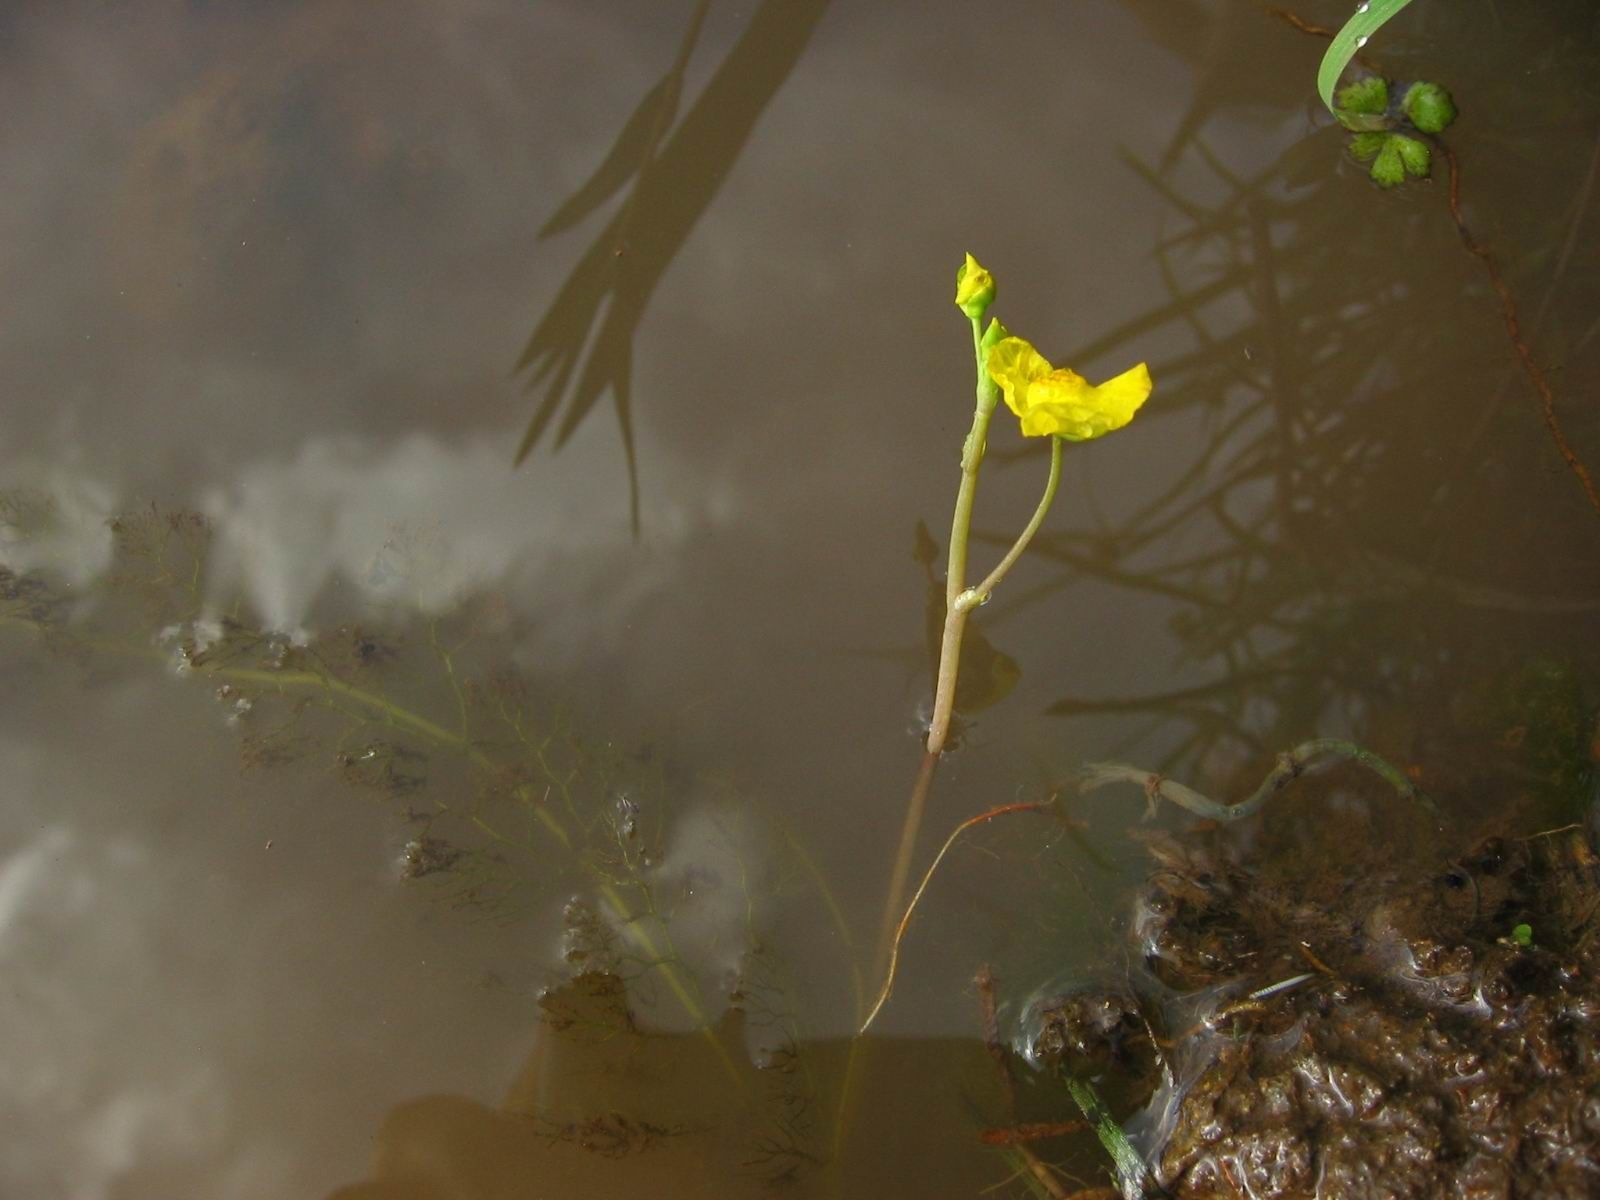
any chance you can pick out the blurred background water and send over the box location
[2,1,1597,1195]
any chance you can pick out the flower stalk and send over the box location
[872,253,1153,1013]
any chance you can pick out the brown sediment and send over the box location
[974,964,1087,1200]
[1033,795,1600,1198]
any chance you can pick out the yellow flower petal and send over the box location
[986,337,1152,440]
[985,337,1054,421]
[1025,362,1153,440]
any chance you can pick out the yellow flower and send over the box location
[954,253,996,319]
[986,336,1152,440]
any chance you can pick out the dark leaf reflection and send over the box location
[980,76,1600,796]
[513,0,832,530]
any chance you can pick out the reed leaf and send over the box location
[1317,0,1415,112]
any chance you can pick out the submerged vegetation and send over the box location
[0,495,855,1074]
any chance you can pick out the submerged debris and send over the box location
[1035,804,1600,1199]
[399,835,461,881]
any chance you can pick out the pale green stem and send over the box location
[869,319,1000,1018]
[944,316,1001,608]
[925,435,1063,755]
[873,319,1000,971]
[958,435,1063,613]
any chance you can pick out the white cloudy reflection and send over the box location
[199,431,734,644]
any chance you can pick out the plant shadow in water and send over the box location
[977,3,1600,825]
[513,0,832,531]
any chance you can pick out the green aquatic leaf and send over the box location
[1364,133,1429,188]
[1347,131,1388,162]
[1334,76,1390,133]
[1369,136,1405,187]
[1317,0,1416,113]
[1402,81,1457,134]
[1393,134,1430,177]
[1336,75,1388,116]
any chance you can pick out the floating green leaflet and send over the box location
[1335,76,1389,128]
[1365,133,1430,187]
[1332,72,1455,188]
[1402,81,1457,133]
[1317,0,1416,113]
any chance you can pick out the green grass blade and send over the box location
[1317,0,1416,112]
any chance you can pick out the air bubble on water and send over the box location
[615,793,640,839]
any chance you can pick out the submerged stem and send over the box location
[862,799,1053,1034]
[874,749,940,981]
[1078,737,1432,821]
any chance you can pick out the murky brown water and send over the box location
[3,1,1598,1196]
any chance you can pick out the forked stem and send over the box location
[925,434,1062,755]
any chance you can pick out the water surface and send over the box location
[3,1,1598,1196]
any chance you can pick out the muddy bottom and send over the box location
[1034,772,1600,1199]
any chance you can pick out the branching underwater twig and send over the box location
[1077,737,1431,822]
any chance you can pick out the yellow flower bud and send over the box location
[954,253,996,320]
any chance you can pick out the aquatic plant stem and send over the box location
[1077,737,1432,821]
[874,748,940,987]
[875,318,1064,1000]
[926,435,1063,754]
[943,315,1002,610]
[863,799,1053,1034]
[870,319,1000,987]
